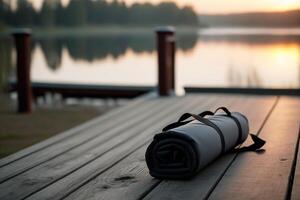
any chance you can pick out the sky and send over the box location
[29,0,300,14]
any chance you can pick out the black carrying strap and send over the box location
[215,107,232,116]
[162,120,193,132]
[213,107,266,152]
[234,134,266,153]
[199,111,214,117]
[163,113,226,154]
[201,107,243,146]
[162,107,266,153]
[214,107,243,146]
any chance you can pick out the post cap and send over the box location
[11,28,32,36]
[155,26,175,34]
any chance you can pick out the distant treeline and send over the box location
[200,9,300,27]
[0,0,199,27]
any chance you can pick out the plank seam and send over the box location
[0,98,148,168]
[47,96,213,200]
[59,140,153,200]
[56,97,202,199]
[203,96,280,200]
[138,97,279,200]
[22,97,195,200]
[5,96,254,200]
[0,91,157,168]
[22,137,154,200]
[0,100,159,184]
[134,97,238,200]
[285,125,300,200]
[137,180,163,200]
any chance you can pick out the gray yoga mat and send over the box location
[145,107,264,179]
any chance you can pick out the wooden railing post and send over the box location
[170,39,176,91]
[156,26,176,96]
[12,28,32,113]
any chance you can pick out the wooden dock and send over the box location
[9,82,154,99]
[0,94,299,200]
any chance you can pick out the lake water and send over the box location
[1,28,300,93]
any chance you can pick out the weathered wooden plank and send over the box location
[0,95,198,200]
[0,97,160,183]
[21,95,223,200]
[63,96,275,200]
[65,145,151,200]
[142,96,277,200]
[207,97,300,200]
[0,94,153,168]
[291,126,300,200]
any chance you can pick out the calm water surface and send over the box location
[1,28,300,93]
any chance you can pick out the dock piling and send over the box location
[12,28,32,113]
[156,26,176,96]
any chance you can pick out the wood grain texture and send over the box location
[0,98,158,183]
[1,94,292,200]
[207,97,300,200]
[143,96,277,200]
[63,95,232,200]
[0,95,197,200]
[24,95,219,200]
[64,146,153,200]
[64,96,275,200]
[0,95,151,168]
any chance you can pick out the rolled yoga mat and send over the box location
[145,107,265,179]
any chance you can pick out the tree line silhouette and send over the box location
[0,0,199,27]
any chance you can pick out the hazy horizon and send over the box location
[25,0,300,14]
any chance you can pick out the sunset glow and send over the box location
[125,0,300,14]
[27,0,300,14]
[273,0,300,10]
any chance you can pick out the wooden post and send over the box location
[12,28,32,113]
[170,39,176,90]
[156,26,176,96]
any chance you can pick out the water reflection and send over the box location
[1,30,300,91]
[178,38,300,89]
[39,39,63,71]
[0,37,13,89]
[34,34,198,70]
